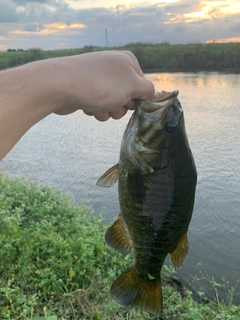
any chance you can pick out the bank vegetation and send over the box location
[0,174,239,319]
[1,42,240,73]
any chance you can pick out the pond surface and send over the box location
[1,72,240,302]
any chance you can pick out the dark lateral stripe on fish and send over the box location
[138,124,160,148]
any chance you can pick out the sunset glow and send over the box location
[46,23,86,30]
[11,23,86,36]
[184,11,206,21]
[154,0,179,3]
[11,29,57,36]
[166,0,240,24]
[203,1,240,14]
[207,36,240,43]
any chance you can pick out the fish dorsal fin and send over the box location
[169,233,189,269]
[105,214,133,255]
[96,164,119,188]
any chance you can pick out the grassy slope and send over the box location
[1,42,240,72]
[0,174,239,319]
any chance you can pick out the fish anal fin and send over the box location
[170,233,189,269]
[96,164,119,188]
[105,214,132,255]
[111,267,162,317]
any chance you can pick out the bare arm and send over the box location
[0,50,161,160]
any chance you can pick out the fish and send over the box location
[96,90,197,317]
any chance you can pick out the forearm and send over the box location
[0,58,76,160]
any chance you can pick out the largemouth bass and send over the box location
[96,90,197,317]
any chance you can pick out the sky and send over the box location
[0,0,240,51]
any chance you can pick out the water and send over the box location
[1,72,240,302]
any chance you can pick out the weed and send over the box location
[189,261,240,308]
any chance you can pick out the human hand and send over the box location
[53,51,163,121]
[0,50,163,159]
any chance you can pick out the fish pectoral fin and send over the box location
[96,163,119,188]
[105,214,132,255]
[170,233,189,269]
[111,267,162,317]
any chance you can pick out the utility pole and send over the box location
[105,28,108,47]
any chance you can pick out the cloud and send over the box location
[0,0,78,24]
[12,0,50,4]
[22,24,45,32]
[0,0,239,50]
[0,1,18,23]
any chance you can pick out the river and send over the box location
[1,72,240,303]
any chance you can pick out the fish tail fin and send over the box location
[110,267,162,317]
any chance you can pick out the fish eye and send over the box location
[164,121,176,133]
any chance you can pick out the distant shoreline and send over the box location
[1,42,240,73]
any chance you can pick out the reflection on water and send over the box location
[1,72,240,303]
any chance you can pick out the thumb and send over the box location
[134,76,164,101]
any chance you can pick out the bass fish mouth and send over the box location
[134,90,180,127]
[140,90,179,114]
[127,90,180,131]
[154,89,179,103]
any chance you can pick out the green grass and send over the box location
[1,42,240,72]
[0,173,239,319]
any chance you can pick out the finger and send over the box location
[125,99,136,110]
[54,107,79,115]
[109,107,128,120]
[133,77,156,101]
[94,113,110,122]
[83,110,94,116]
[122,50,145,77]
[153,89,167,101]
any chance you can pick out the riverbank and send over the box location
[0,42,240,73]
[0,173,239,320]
